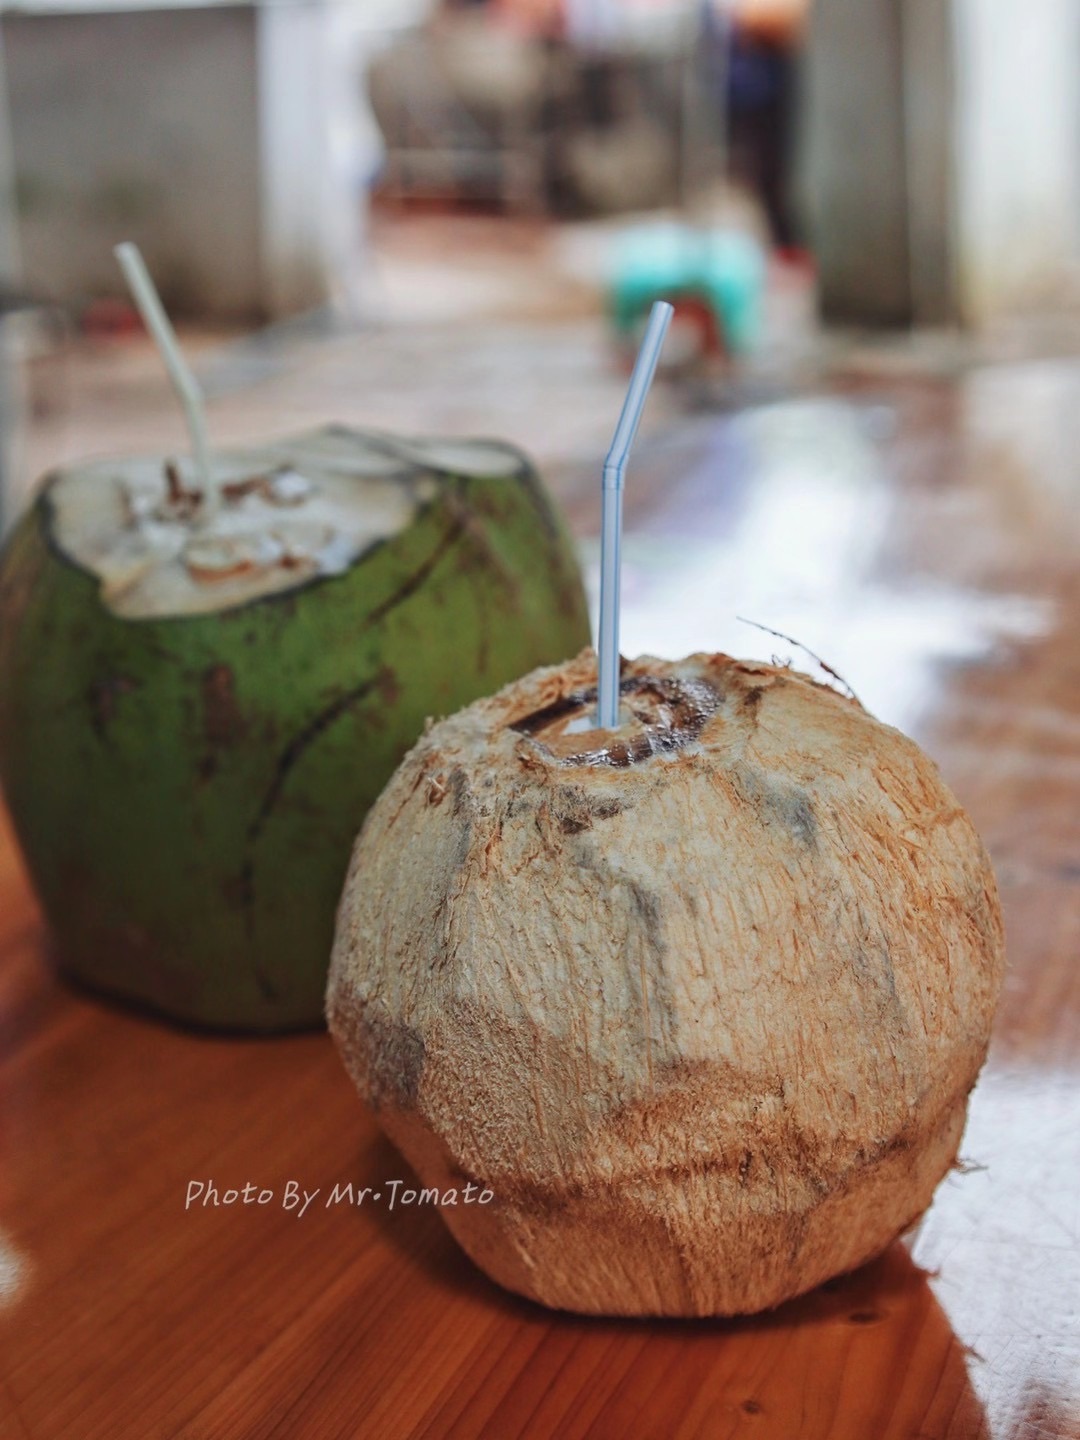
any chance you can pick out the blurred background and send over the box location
[0,0,1079,728]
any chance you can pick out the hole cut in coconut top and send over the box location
[44,425,528,621]
[512,669,723,769]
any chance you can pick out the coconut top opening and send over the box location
[512,671,722,768]
[45,426,526,620]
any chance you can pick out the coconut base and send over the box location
[418,1095,968,1317]
[351,1055,974,1317]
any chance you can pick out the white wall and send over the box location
[0,0,425,321]
[2,7,264,318]
[256,0,429,321]
[806,0,1080,327]
[954,0,1080,320]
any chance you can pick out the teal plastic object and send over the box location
[610,223,766,358]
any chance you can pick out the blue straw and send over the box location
[596,300,673,729]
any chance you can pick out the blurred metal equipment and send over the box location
[368,15,563,213]
[366,3,714,216]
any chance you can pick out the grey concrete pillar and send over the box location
[803,0,915,326]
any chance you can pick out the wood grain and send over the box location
[1,368,1078,1439]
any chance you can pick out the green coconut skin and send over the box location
[0,433,590,1030]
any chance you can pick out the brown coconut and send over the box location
[327,649,1004,1316]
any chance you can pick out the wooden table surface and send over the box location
[1,362,1078,1439]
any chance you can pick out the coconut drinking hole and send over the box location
[512,673,722,768]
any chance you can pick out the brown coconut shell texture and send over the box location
[327,650,1004,1317]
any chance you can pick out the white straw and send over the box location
[596,300,673,729]
[113,242,213,496]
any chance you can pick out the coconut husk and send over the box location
[328,648,1004,1316]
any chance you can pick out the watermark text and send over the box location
[183,1178,494,1215]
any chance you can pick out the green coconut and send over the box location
[0,425,590,1030]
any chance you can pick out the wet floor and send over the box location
[570,380,1059,734]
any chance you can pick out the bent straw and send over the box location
[596,300,673,729]
[114,241,213,503]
